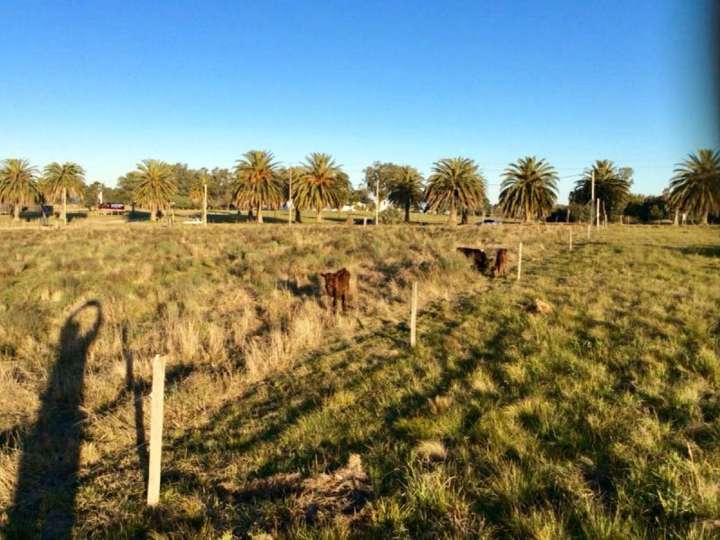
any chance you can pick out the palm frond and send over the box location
[498,156,558,221]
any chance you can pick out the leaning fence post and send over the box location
[517,242,523,281]
[147,354,166,507]
[410,282,418,347]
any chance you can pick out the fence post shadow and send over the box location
[122,322,148,487]
[5,300,103,539]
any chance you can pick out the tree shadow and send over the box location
[208,211,246,223]
[126,210,151,222]
[5,300,103,539]
[66,212,88,223]
[667,245,720,258]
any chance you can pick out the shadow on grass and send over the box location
[208,211,245,224]
[4,300,103,539]
[126,210,151,222]
[668,245,720,258]
[277,276,321,299]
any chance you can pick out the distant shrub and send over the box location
[379,207,403,224]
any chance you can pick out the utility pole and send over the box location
[288,169,293,225]
[202,182,208,226]
[591,169,596,228]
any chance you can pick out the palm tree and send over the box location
[295,153,350,223]
[499,156,558,222]
[388,166,424,223]
[233,150,283,223]
[425,157,486,225]
[667,149,720,224]
[132,160,176,222]
[0,159,39,221]
[41,162,86,224]
[570,160,632,219]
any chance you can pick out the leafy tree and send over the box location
[232,151,283,223]
[0,159,39,221]
[623,194,670,223]
[132,160,177,222]
[425,157,486,225]
[41,162,86,224]
[188,174,207,207]
[498,156,558,222]
[205,167,233,209]
[349,187,372,207]
[83,181,107,209]
[667,149,720,224]
[387,165,424,223]
[115,172,142,210]
[546,203,589,223]
[295,153,350,223]
[570,160,632,220]
[363,162,396,206]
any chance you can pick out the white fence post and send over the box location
[147,354,166,507]
[517,242,523,281]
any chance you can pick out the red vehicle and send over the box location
[98,203,125,214]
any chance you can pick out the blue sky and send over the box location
[1,0,717,202]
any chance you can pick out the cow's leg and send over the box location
[332,294,337,312]
[341,293,347,312]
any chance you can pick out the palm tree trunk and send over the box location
[448,199,457,225]
[674,209,679,226]
[62,187,68,225]
[257,204,263,224]
[13,203,21,222]
[404,201,410,223]
[295,208,302,223]
[316,206,323,223]
[701,211,708,225]
[460,208,469,225]
[150,204,157,222]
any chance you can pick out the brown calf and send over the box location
[320,268,351,312]
[492,249,509,277]
[457,247,488,272]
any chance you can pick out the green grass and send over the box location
[1,224,719,538]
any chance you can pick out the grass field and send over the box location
[1,223,719,538]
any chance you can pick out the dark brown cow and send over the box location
[492,248,509,277]
[457,247,488,272]
[320,268,351,312]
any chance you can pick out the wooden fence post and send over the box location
[147,354,166,507]
[517,242,523,281]
[410,282,418,347]
[569,229,573,251]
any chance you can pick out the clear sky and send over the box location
[1,0,718,202]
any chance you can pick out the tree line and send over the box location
[1,149,719,224]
